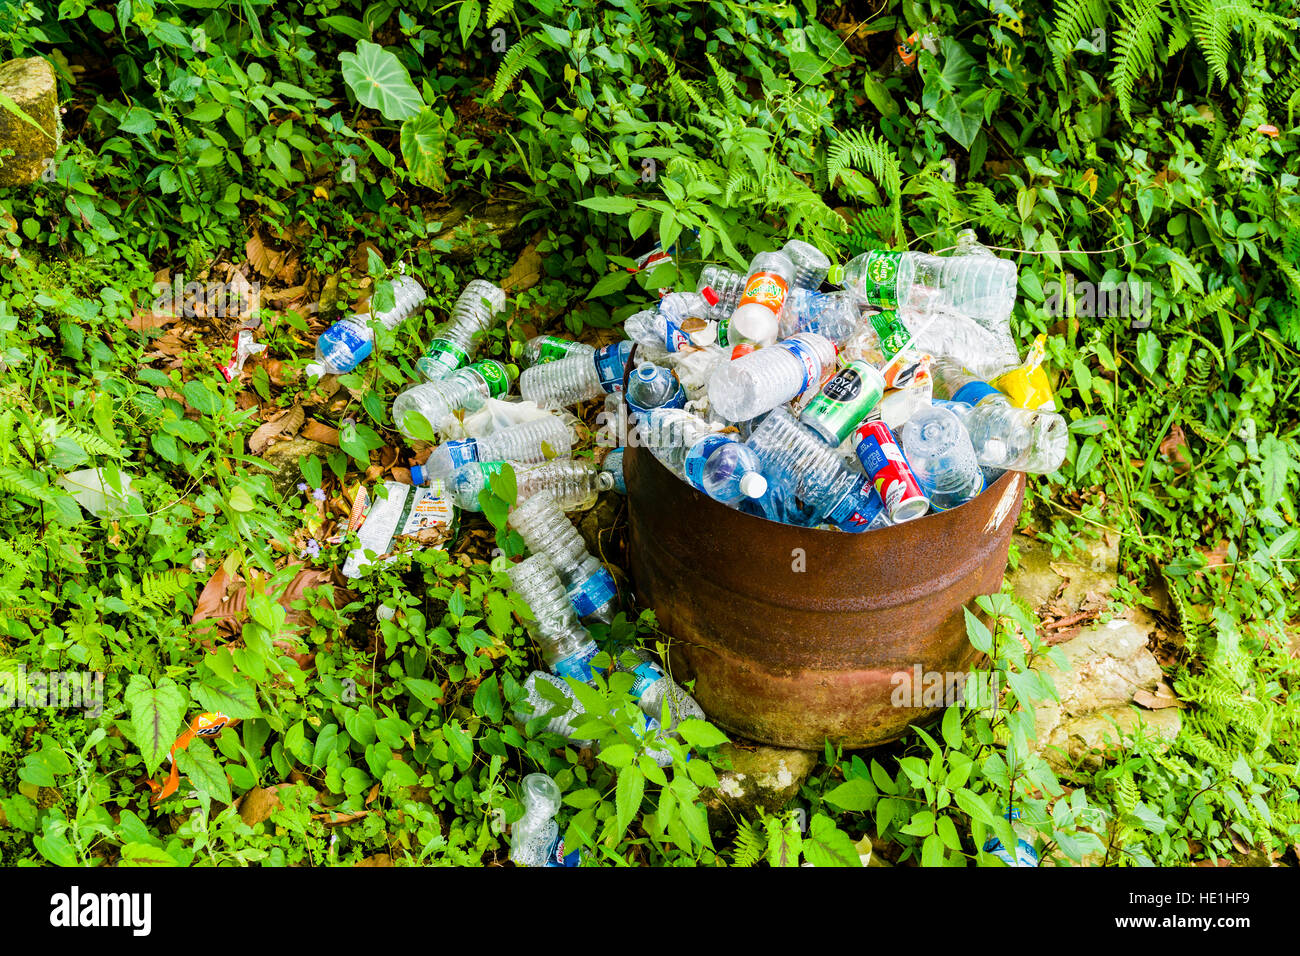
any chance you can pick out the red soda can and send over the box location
[853,421,930,522]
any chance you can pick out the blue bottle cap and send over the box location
[410,464,426,486]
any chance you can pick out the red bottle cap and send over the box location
[701,286,720,306]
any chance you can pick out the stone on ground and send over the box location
[0,57,60,187]
[702,741,817,831]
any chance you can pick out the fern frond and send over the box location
[731,819,765,867]
[1110,0,1168,123]
[706,53,741,116]
[0,466,54,503]
[827,129,904,247]
[485,0,514,29]
[1050,0,1111,82]
[490,37,542,101]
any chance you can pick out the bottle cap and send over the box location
[827,263,844,285]
[410,464,426,486]
[700,286,720,306]
[739,472,768,499]
[304,362,326,379]
[730,344,756,360]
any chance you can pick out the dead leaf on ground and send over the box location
[353,854,393,867]
[250,404,305,455]
[1133,682,1184,710]
[238,783,299,826]
[246,232,291,280]
[300,419,340,446]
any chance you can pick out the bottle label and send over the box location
[781,336,824,395]
[552,640,602,682]
[738,270,789,314]
[594,343,628,392]
[444,438,480,468]
[536,337,580,363]
[417,338,469,379]
[716,317,731,347]
[662,320,689,352]
[627,659,665,699]
[682,433,733,491]
[801,361,885,444]
[477,461,507,478]
[868,309,911,358]
[952,380,1001,406]
[568,568,617,618]
[544,833,582,867]
[319,321,371,371]
[826,482,884,532]
[856,251,904,307]
[469,360,511,398]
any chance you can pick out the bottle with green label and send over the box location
[391,359,516,440]
[415,280,507,381]
[522,335,593,368]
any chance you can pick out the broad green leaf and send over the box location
[118,843,178,867]
[614,764,645,839]
[400,109,449,189]
[125,676,186,775]
[675,718,729,750]
[176,742,232,804]
[823,777,877,812]
[339,40,423,121]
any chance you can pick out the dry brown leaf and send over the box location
[250,404,305,455]
[353,854,393,867]
[1133,682,1184,710]
[128,310,178,332]
[300,420,340,446]
[238,783,299,826]
[246,232,289,279]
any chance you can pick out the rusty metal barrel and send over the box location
[625,443,1025,750]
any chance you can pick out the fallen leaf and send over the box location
[300,420,340,446]
[238,783,298,826]
[250,404,305,455]
[1133,682,1183,709]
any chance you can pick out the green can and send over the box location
[800,359,886,444]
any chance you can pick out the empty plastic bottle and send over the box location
[745,407,857,523]
[414,415,573,482]
[510,773,580,867]
[708,332,837,422]
[509,492,618,622]
[931,358,1012,407]
[696,265,745,321]
[448,460,615,512]
[625,291,718,352]
[640,408,768,506]
[900,405,986,511]
[983,807,1039,867]
[822,472,891,532]
[615,647,706,728]
[782,239,832,290]
[955,404,1069,474]
[780,288,864,343]
[600,447,626,494]
[305,274,426,378]
[506,552,603,676]
[392,360,515,439]
[830,244,1017,331]
[903,303,1020,381]
[522,335,593,368]
[521,340,633,409]
[730,250,796,346]
[625,362,686,416]
[416,280,507,381]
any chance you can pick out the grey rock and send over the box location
[0,57,60,187]
[429,197,536,259]
[1006,531,1121,614]
[702,742,818,830]
[259,437,335,500]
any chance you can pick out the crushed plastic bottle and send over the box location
[745,407,857,524]
[954,403,1068,474]
[625,291,718,352]
[780,288,864,343]
[416,280,507,380]
[510,773,580,867]
[729,250,796,346]
[413,415,573,482]
[391,359,515,439]
[696,265,745,321]
[521,340,633,409]
[708,332,837,422]
[448,459,614,512]
[614,647,706,728]
[640,408,768,506]
[509,492,619,623]
[982,807,1039,867]
[625,362,686,417]
[522,335,594,368]
[506,552,603,674]
[900,405,986,511]
[305,274,426,378]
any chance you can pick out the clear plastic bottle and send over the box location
[520,340,633,409]
[779,289,864,343]
[600,447,626,494]
[414,415,573,481]
[745,407,857,523]
[640,408,768,506]
[625,362,686,416]
[902,302,1021,381]
[506,552,603,675]
[697,265,745,321]
[930,358,1012,407]
[954,404,1069,474]
[522,335,594,368]
[615,647,706,728]
[416,280,507,380]
[449,460,615,512]
[831,245,1017,331]
[305,274,426,378]
[391,359,515,439]
[782,239,832,290]
[509,491,618,623]
[982,807,1039,867]
[729,250,796,346]
[707,332,837,422]
[900,405,986,511]
[510,773,580,867]
[822,472,892,532]
[626,291,717,352]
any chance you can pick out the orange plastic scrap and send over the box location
[897,31,920,66]
[147,712,233,804]
[1257,125,1279,138]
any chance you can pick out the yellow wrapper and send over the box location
[992,335,1056,410]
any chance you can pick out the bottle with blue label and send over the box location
[508,492,619,623]
[982,807,1039,867]
[640,408,768,508]
[822,472,892,532]
[414,415,573,482]
[615,648,706,729]
[510,774,581,868]
[600,447,627,494]
[305,274,426,379]
[520,339,634,410]
[506,553,604,675]
[625,290,719,352]
[625,362,687,419]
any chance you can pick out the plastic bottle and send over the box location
[779,289,864,343]
[392,360,515,439]
[523,335,594,368]
[707,332,837,422]
[509,492,618,622]
[782,239,832,290]
[506,552,603,675]
[305,274,426,378]
[954,404,1069,474]
[615,648,706,728]
[600,447,626,494]
[745,407,857,523]
[931,358,1014,407]
[822,472,892,532]
[831,245,1017,331]
[626,291,719,352]
[625,362,686,417]
[697,265,745,321]
[982,807,1039,867]
[448,459,615,512]
[520,340,633,409]
[510,773,580,867]
[903,302,1021,381]
[900,405,986,511]
[415,280,507,380]
[729,250,796,346]
[413,415,573,482]
[640,408,768,506]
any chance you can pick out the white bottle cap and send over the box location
[739,472,768,499]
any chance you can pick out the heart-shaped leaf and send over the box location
[340,40,423,121]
